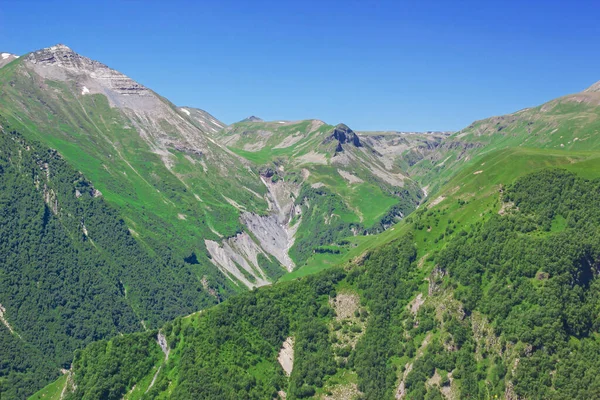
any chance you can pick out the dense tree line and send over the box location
[0,126,219,398]
[349,234,419,399]
[67,268,344,399]
[435,169,600,398]
[29,168,600,400]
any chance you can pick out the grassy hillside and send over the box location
[44,166,600,400]
[8,43,600,400]
[0,48,281,292]
[403,85,600,196]
[216,120,424,270]
[0,46,426,292]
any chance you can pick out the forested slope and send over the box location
[42,168,600,399]
[0,123,221,398]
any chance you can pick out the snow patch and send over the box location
[81,86,90,95]
[181,108,191,116]
[1,53,11,59]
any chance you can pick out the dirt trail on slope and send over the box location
[145,332,170,394]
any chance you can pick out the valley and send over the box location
[1,43,600,399]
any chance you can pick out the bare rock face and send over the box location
[241,116,263,122]
[323,123,362,152]
[278,337,294,376]
[26,44,149,98]
[584,80,600,93]
[21,44,242,174]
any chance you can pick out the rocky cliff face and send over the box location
[20,44,242,171]
[323,123,362,152]
[26,44,151,105]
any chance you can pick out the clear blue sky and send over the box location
[1,0,599,131]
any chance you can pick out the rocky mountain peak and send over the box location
[25,44,149,100]
[241,116,263,122]
[27,44,90,68]
[323,123,362,152]
[583,80,600,93]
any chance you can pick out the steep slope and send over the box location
[406,81,600,195]
[0,52,19,69]
[43,168,600,400]
[179,106,227,134]
[0,125,219,399]
[0,44,297,289]
[215,119,424,272]
[32,76,600,400]
[357,131,450,175]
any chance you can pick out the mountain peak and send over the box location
[0,52,19,68]
[27,43,99,70]
[24,43,151,106]
[1,52,17,59]
[241,116,263,122]
[50,43,72,51]
[583,80,600,93]
[323,123,362,152]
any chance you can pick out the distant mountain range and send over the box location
[2,44,600,399]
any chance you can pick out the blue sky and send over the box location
[1,0,599,131]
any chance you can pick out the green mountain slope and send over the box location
[0,124,224,398]
[0,44,430,291]
[0,44,429,398]
[37,81,600,400]
[43,168,600,400]
[215,119,425,272]
[404,81,600,196]
[0,44,292,289]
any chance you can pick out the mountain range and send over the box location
[1,44,600,399]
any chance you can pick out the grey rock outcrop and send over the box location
[241,116,264,122]
[323,123,362,152]
[26,44,150,99]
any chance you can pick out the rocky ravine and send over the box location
[204,170,304,288]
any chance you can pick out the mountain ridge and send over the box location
[5,43,600,399]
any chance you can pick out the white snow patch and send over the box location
[181,108,191,116]
[81,86,90,95]
[1,53,11,59]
